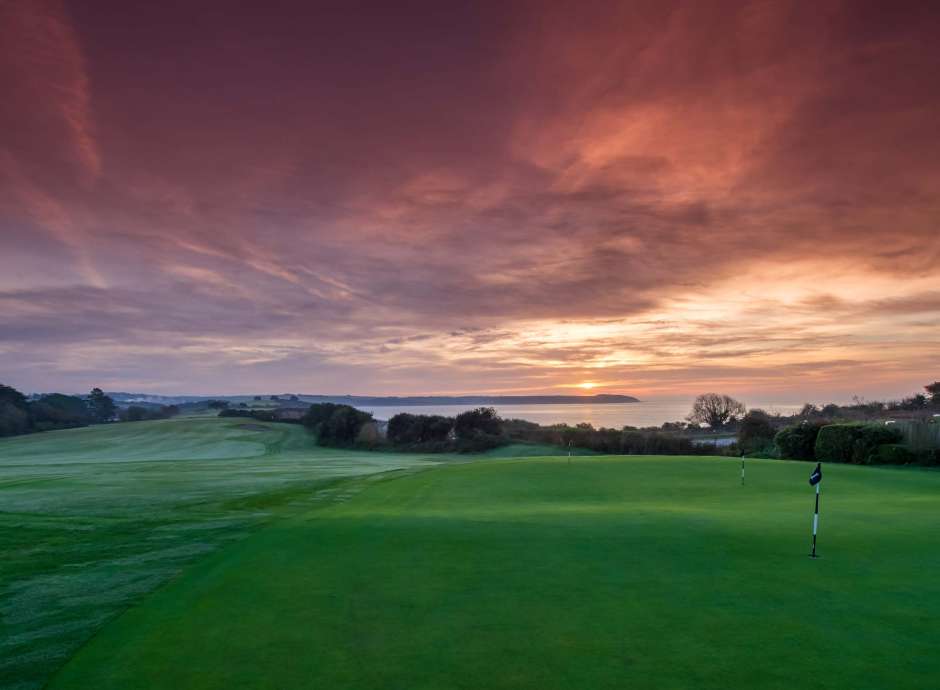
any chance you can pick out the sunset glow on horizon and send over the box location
[1,1,938,401]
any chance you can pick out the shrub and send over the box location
[387,413,453,446]
[454,407,502,439]
[123,406,148,422]
[356,421,382,447]
[454,407,506,451]
[774,422,826,460]
[312,404,373,446]
[814,423,902,464]
[871,443,915,465]
[301,403,344,431]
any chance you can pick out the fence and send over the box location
[892,419,940,451]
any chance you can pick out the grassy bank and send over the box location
[0,418,445,690]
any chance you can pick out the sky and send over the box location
[1,0,938,401]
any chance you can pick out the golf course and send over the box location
[3,419,939,689]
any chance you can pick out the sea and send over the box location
[353,399,806,428]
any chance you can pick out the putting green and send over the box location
[49,456,940,690]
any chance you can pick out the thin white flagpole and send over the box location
[741,456,745,485]
[810,481,820,558]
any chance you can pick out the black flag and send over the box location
[808,463,822,486]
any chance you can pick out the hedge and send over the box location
[871,443,916,465]
[774,422,826,460]
[814,423,903,464]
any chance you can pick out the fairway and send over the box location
[0,418,444,690]
[46,455,940,690]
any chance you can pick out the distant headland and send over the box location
[108,393,640,406]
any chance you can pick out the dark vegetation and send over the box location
[0,383,179,438]
[118,404,181,422]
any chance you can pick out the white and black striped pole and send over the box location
[740,452,745,485]
[809,462,822,558]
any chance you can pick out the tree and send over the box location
[799,403,819,417]
[122,406,148,422]
[738,409,776,453]
[318,405,373,446]
[302,403,343,432]
[687,393,746,430]
[387,413,454,446]
[0,401,30,437]
[207,400,229,409]
[926,381,940,403]
[0,383,29,410]
[31,393,93,430]
[87,388,116,423]
[454,407,502,439]
[453,407,505,450]
[302,403,373,446]
[0,384,33,437]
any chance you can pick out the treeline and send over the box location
[0,383,179,438]
[224,403,515,452]
[282,399,938,465]
[234,402,727,455]
[501,418,724,455]
[118,404,180,422]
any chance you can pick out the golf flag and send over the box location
[809,463,822,486]
[809,462,822,558]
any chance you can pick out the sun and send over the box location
[576,382,598,390]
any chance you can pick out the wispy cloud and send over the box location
[0,1,937,397]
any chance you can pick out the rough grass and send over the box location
[0,418,444,690]
[46,455,940,690]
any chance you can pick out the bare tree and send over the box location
[687,393,746,429]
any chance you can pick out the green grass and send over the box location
[42,454,940,690]
[481,442,598,457]
[0,418,446,690]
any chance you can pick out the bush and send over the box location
[871,443,916,465]
[387,413,453,446]
[123,406,148,422]
[814,423,903,464]
[738,410,777,454]
[120,404,182,422]
[303,403,373,447]
[31,393,93,430]
[220,408,277,422]
[774,422,826,460]
[454,407,502,438]
[301,403,344,431]
[454,407,505,451]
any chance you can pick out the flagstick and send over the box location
[810,481,820,559]
[740,455,745,485]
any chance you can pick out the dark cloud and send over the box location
[0,0,938,395]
